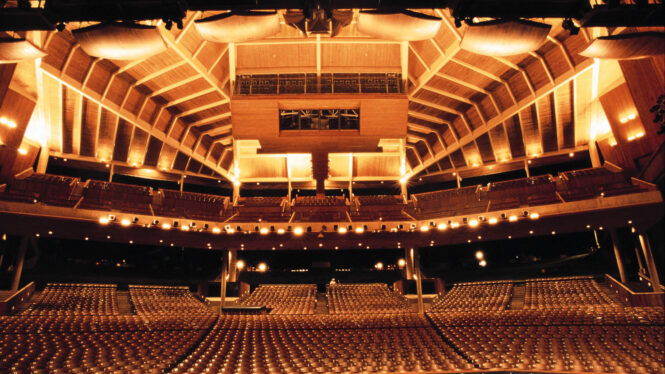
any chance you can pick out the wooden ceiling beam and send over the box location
[529,51,554,85]
[492,56,536,97]
[187,112,233,128]
[405,144,424,167]
[408,122,446,151]
[407,131,435,159]
[200,124,233,137]
[452,57,517,105]
[175,11,201,44]
[436,72,502,115]
[408,43,431,72]
[409,58,594,176]
[164,87,217,109]
[421,85,472,105]
[40,64,234,182]
[547,36,575,71]
[410,96,473,133]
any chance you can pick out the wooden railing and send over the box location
[0,281,35,315]
[605,274,664,307]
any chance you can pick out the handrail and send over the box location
[0,281,35,315]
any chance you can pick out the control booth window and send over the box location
[279,109,359,130]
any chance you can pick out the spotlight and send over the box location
[257,262,268,272]
[132,217,139,223]
[375,262,384,270]
[468,219,479,228]
[277,228,285,234]
[293,227,304,236]
[450,222,459,229]
[161,223,171,230]
[120,219,131,226]
[190,222,196,227]
[420,225,429,232]
[99,217,109,225]
[203,224,209,230]
[108,215,116,222]
[397,259,406,268]
[338,226,347,234]
[236,260,245,270]
[152,219,159,225]
[437,223,447,231]
[479,260,487,267]
[355,226,364,234]
[212,227,221,234]
[259,227,269,235]
[529,212,540,220]
[475,251,484,260]
[488,217,498,225]
[508,215,518,222]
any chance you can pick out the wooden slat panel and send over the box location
[196,42,227,70]
[408,51,427,81]
[42,33,73,71]
[521,55,549,91]
[143,136,163,167]
[128,126,149,165]
[455,50,513,82]
[140,97,159,124]
[557,31,588,66]
[405,147,420,168]
[437,156,452,171]
[477,94,498,120]
[541,42,569,79]
[462,142,481,166]
[322,43,400,71]
[112,118,132,162]
[80,98,98,157]
[186,158,202,173]
[519,104,541,155]
[172,151,189,170]
[490,82,513,111]
[220,148,234,170]
[410,40,439,69]
[452,117,469,138]
[504,115,526,158]
[450,149,466,168]
[489,123,511,160]
[174,91,225,112]
[465,106,483,130]
[506,70,531,102]
[181,103,231,124]
[476,133,495,164]
[61,84,75,154]
[106,74,132,107]
[556,81,575,149]
[96,108,117,161]
[160,143,177,170]
[428,75,479,98]
[64,48,94,83]
[140,64,199,93]
[415,140,430,161]
[440,61,494,89]
[123,50,183,83]
[538,93,557,152]
[154,77,210,104]
[237,44,316,73]
[86,60,116,96]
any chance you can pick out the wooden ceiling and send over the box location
[30,9,601,184]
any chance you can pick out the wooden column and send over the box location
[524,159,530,178]
[392,279,404,295]
[36,146,49,173]
[610,229,627,284]
[227,249,238,282]
[589,141,602,168]
[633,243,646,275]
[219,252,228,313]
[405,247,415,280]
[638,233,661,293]
[434,278,445,296]
[10,236,28,291]
[414,249,424,315]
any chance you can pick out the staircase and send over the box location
[508,283,525,310]
[315,292,328,314]
[116,291,133,315]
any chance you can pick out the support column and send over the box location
[456,174,461,189]
[434,278,445,296]
[609,230,627,283]
[405,247,415,280]
[108,163,114,182]
[36,147,49,174]
[638,233,661,292]
[179,174,184,192]
[10,236,28,291]
[633,243,646,275]
[227,249,238,282]
[524,159,531,178]
[413,248,424,315]
[219,252,228,314]
[589,141,602,168]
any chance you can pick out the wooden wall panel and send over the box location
[522,56,549,91]
[236,44,316,74]
[80,98,99,157]
[61,85,75,154]
[42,33,73,71]
[450,149,466,168]
[489,124,511,160]
[128,127,149,166]
[519,105,541,155]
[506,71,531,102]
[556,81,575,149]
[143,136,163,167]
[96,108,117,161]
[86,60,116,96]
[462,142,481,166]
[476,133,495,164]
[538,93,557,153]
[504,115,526,158]
[64,48,94,83]
[112,119,132,162]
[322,44,400,72]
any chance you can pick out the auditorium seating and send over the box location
[156,189,228,221]
[0,173,79,206]
[487,175,559,210]
[430,281,513,311]
[351,195,412,221]
[79,180,152,215]
[524,276,620,310]
[294,196,346,207]
[237,284,316,315]
[413,185,488,218]
[23,283,118,316]
[559,167,643,201]
[171,314,471,374]
[129,285,214,316]
[231,196,290,222]
[327,283,412,314]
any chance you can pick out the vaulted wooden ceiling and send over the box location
[32,9,599,184]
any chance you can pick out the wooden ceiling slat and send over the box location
[558,30,590,67]
[436,156,452,172]
[477,94,498,121]
[476,133,496,164]
[449,149,466,168]
[452,117,470,139]
[96,108,117,162]
[128,126,149,166]
[489,123,511,161]
[491,82,514,112]
[65,47,95,84]
[42,32,74,71]
[85,60,115,97]
[80,98,99,157]
[172,151,189,171]
[556,81,575,149]
[505,70,532,103]
[143,136,163,167]
[519,104,541,156]
[538,93,558,153]
[112,118,132,162]
[504,115,526,158]
[461,142,481,166]
[61,84,75,155]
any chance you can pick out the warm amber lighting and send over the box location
[355,226,364,234]
[508,215,518,222]
[17,148,28,155]
[619,113,636,124]
[257,262,268,272]
[397,258,406,268]
[259,227,269,235]
[450,222,459,229]
[437,223,447,231]
[277,228,285,235]
[475,251,484,260]
[569,152,574,157]
[468,219,479,228]
[338,226,348,234]
[180,225,189,231]
[420,225,429,232]
[529,212,540,220]
[99,217,109,225]
[120,219,131,226]
[479,260,487,267]
[488,217,498,225]
[212,227,221,234]
[374,262,384,270]
[627,132,645,141]
[293,227,304,236]
[0,117,16,128]
[236,260,245,270]
[226,227,235,234]
[161,223,171,230]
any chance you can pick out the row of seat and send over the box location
[326,284,412,314]
[237,285,317,315]
[524,278,619,309]
[129,285,215,317]
[430,282,513,311]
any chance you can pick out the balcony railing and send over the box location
[235,73,403,95]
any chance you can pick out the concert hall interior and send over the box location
[0,0,664,373]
